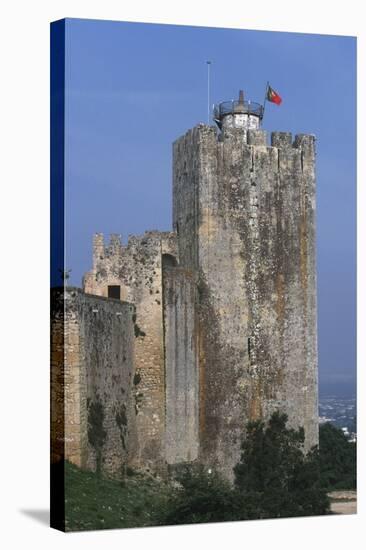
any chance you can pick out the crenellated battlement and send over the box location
[175,123,315,150]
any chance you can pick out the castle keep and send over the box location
[52,91,318,479]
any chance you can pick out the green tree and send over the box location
[234,411,330,518]
[163,412,330,525]
[319,423,356,490]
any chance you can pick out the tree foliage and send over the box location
[319,423,356,490]
[233,411,330,518]
[163,412,330,525]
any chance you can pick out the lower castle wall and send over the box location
[51,288,136,477]
[51,289,67,464]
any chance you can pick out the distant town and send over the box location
[319,396,356,442]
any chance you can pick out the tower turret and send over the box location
[213,89,264,131]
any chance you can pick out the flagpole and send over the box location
[262,81,269,125]
[206,61,212,125]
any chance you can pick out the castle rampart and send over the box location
[51,288,136,476]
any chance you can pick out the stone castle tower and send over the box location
[53,90,318,480]
[172,92,318,476]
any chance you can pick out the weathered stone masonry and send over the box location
[173,125,318,477]
[52,114,318,481]
[163,265,199,464]
[83,231,178,471]
[51,288,136,477]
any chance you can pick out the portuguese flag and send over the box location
[267,84,282,105]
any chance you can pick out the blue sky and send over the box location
[63,18,356,393]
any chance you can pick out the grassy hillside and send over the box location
[64,461,169,531]
[64,418,354,530]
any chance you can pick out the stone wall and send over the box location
[163,266,199,464]
[173,124,318,478]
[51,288,136,477]
[51,289,66,465]
[83,231,177,471]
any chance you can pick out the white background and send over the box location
[0,1,363,548]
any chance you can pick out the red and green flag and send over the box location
[266,84,282,105]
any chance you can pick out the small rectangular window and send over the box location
[108,285,121,300]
